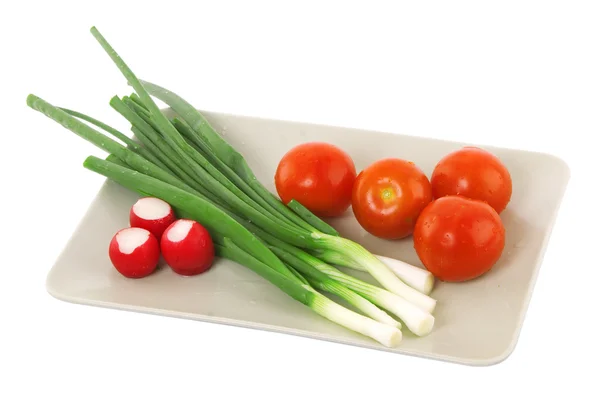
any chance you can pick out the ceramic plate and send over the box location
[47,110,570,366]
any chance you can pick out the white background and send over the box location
[2,1,599,399]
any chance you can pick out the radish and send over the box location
[129,197,176,239]
[161,219,215,276]
[108,227,160,278]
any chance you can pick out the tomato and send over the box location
[413,196,505,282]
[351,158,432,239]
[275,142,356,218]
[431,146,512,214]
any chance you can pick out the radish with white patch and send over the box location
[108,227,160,278]
[129,197,176,239]
[161,219,215,276]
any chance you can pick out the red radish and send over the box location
[129,197,176,239]
[160,219,215,276]
[108,227,160,278]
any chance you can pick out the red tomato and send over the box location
[352,158,432,239]
[431,146,512,213]
[275,142,356,218]
[413,196,505,282]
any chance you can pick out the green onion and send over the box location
[27,95,190,190]
[216,238,402,346]
[270,246,434,336]
[215,239,308,297]
[109,96,213,195]
[311,249,435,295]
[27,26,438,347]
[310,233,437,313]
[202,199,430,333]
[126,95,151,118]
[105,153,126,166]
[170,116,310,231]
[90,28,312,247]
[205,204,402,327]
[286,200,339,237]
[59,107,168,170]
[128,92,148,111]
[294,274,401,328]
[91,28,287,227]
[230,233,403,328]
[224,213,435,336]
[139,79,331,235]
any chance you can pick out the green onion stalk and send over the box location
[25,26,440,346]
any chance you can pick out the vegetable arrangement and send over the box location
[28,26,512,348]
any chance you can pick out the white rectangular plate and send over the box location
[47,110,570,366]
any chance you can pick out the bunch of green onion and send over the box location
[27,26,438,347]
